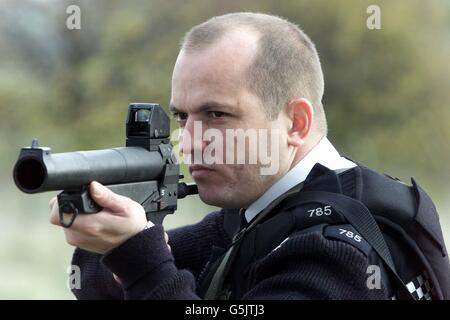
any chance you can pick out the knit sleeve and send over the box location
[102,223,199,299]
[71,248,124,299]
[70,210,227,300]
[242,231,389,300]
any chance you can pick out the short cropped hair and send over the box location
[181,12,327,134]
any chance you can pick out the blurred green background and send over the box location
[0,0,449,299]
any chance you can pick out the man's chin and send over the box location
[196,185,229,208]
[196,185,220,205]
[197,186,245,209]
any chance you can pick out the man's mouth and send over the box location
[189,165,215,179]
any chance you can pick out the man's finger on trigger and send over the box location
[49,196,57,209]
[50,210,73,227]
[49,204,61,226]
[50,205,77,228]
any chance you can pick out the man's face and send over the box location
[170,30,292,209]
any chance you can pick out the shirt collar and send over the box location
[244,137,356,223]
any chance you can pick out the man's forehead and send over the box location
[171,29,259,113]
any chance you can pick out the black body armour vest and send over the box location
[197,164,450,300]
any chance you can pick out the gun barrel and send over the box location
[13,146,165,193]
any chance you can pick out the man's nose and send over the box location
[180,118,207,156]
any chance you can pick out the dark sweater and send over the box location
[71,210,388,300]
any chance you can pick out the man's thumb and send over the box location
[90,181,128,213]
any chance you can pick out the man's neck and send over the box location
[289,135,323,171]
[243,136,356,223]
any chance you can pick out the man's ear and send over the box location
[286,98,314,148]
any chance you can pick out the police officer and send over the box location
[49,12,447,300]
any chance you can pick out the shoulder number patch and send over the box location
[308,205,333,217]
[323,224,372,256]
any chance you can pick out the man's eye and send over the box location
[172,112,188,122]
[208,111,226,118]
